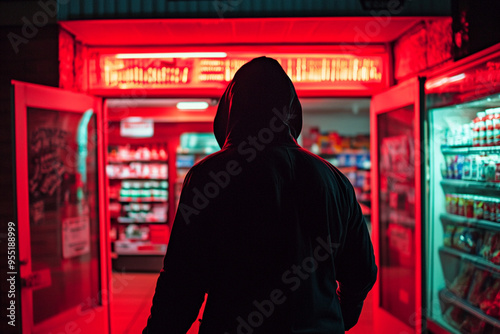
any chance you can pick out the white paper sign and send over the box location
[62,215,90,259]
[120,119,154,138]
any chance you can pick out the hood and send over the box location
[214,56,302,148]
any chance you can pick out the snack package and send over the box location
[479,280,500,319]
[449,263,475,299]
[443,224,456,247]
[453,227,483,254]
[468,270,497,306]
[480,232,500,263]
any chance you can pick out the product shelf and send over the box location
[114,240,167,256]
[118,198,167,203]
[108,177,168,180]
[117,217,167,224]
[439,246,500,274]
[441,145,500,155]
[440,213,500,232]
[107,159,168,164]
[440,179,500,197]
[439,289,500,329]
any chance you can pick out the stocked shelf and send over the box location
[440,213,500,232]
[442,145,500,155]
[116,198,167,203]
[108,177,168,180]
[108,159,167,164]
[114,240,167,256]
[440,246,500,274]
[441,179,500,197]
[117,217,167,224]
[439,289,500,329]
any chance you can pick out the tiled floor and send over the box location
[110,271,203,334]
[110,271,375,334]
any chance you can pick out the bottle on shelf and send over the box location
[478,111,487,147]
[485,109,495,146]
[489,107,500,146]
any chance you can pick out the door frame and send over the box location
[13,80,110,334]
[370,77,425,334]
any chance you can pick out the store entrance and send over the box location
[105,98,216,333]
[104,97,372,333]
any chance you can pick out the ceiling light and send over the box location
[115,52,227,59]
[176,102,209,110]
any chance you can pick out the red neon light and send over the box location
[92,53,384,91]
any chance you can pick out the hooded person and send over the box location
[143,56,377,334]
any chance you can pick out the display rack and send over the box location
[107,144,170,271]
[440,246,500,274]
[439,289,500,330]
[437,141,500,330]
[441,213,500,232]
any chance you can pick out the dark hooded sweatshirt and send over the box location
[143,57,377,334]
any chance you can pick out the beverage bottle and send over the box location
[485,109,495,146]
[477,111,487,146]
[472,114,480,146]
[491,107,500,146]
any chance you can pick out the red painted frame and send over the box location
[370,77,425,334]
[13,81,110,334]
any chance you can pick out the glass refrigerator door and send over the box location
[425,46,500,334]
[371,77,424,333]
[13,81,109,333]
[426,96,500,333]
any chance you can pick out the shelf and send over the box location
[439,246,500,274]
[442,145,500,155]
[439,288,500,330]
[440,213,500,232]
[117,198,167,203]
[440,179,500,197]
[107,159,167,164]
[117,217,167,224]
[108,177,168,180]
[114,240,167,256]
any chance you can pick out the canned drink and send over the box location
[464,195,474,218]
[474,196,484,220]
[445,194,452,213]
[458,195,465,216]
[451,194,459,215]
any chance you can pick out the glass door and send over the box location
[13,81,109,333]
[424,46,500,334]
[370,77,425,333]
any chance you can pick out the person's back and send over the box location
[143,57,377,334]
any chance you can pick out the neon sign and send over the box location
[91,53,385,92]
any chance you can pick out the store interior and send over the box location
[105,97,372,333]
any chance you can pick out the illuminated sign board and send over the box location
[89,51,387,94]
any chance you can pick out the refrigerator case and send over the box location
[425,44,500,334]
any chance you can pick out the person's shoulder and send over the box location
[295,147,353,186]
